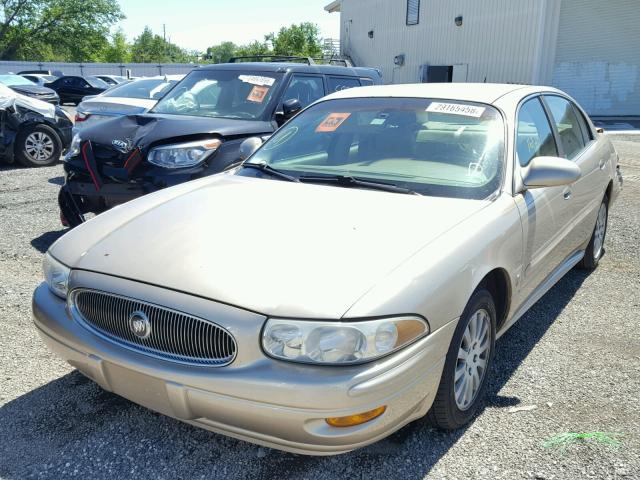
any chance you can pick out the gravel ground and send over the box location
[1,136,639,479]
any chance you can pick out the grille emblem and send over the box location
[128,311,151,339]
[112,138,132,153]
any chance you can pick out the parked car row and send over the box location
[33,72,622,455]
[58,61,381,226]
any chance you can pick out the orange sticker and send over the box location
[315,112,351,132]
[247,85,269,103]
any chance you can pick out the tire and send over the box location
[578,195,608,270]
[15,124,62,167]
[428,288,497,429]
[57,188,85,228]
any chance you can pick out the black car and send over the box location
[0,74,60,104]
[46,75,110,105]
[0,86,73,167]
[58,60,382,227]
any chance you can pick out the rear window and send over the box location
[103,79,178,100]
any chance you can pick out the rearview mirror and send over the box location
[282,98,302,120]
[239,137,263,161]
[522,156,581,189]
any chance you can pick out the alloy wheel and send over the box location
[454,308,491,411]
[24,131,55,164]
[593,202,607,260]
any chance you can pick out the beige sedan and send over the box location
[33,83,622,455]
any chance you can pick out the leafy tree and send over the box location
[131,26,190,63]
[101,29,130,63]
[234,40,270,58]
[0,0,123,60]
[268,22,323,58]
[205,41,236,63]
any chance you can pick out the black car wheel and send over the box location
[15,124,62,167]
[427,288,497,429]
[57,188,85,228]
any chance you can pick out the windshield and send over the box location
[103,79,178,100]
[152,70,282,120]
[246,97,505,199]
[0,75,34,86]
[86,76,109,89]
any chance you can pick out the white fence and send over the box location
[0,61,202,77]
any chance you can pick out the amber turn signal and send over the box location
[325,406,387,427]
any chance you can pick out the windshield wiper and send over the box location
[242,162,299,182]
[299,174,421,195]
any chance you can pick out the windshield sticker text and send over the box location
[426,102,486,118]
[316,113,351,132]
[239,75,276,87]
[247,85,269,103]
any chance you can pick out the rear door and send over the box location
[542,95,608,247]
[515,96,574,297]
[326,76,362,94]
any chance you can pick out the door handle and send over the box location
[563,188,572,200]
[599,159,606,170]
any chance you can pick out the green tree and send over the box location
[205,41,236,63]
[268,22,323,58]
[0,0,123,60]
[234,40,270,58]
[131,26,189,63]
[101,29,130,63]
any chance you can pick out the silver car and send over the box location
[73,75,183,132]
[33,83,622,455]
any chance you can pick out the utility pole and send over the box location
[163,24,166,42]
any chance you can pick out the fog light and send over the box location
[325,406,387,427]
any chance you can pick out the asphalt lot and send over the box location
[0,136,639,479]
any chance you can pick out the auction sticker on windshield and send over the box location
[316,112,351,132]
[239,75,276,87]
[426,102,486,117]
[247,85,269,103]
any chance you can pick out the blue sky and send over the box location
[117,0,340,52]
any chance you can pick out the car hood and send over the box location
[10,84,57,96]
[78,97,156,115]
[52,175,489,318]
[79,113,274,149]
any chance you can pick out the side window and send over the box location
[516,98,558,167]
[360,78,374,86]
[282,75,325,109]
[406,0,420,25]
[327,76,360,93]
[571,103,593,143]
[543,95,587,160]
[62,78,75,86]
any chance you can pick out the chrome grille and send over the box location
[70,289,236,366]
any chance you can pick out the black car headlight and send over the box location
[147,139,221,169]
[64,134,81,161]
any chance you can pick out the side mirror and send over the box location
[522,156,581,189]
[282,98,302,120]
[239,137,263,161]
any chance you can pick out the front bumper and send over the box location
[32,273,455,455]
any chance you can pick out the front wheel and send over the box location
[578,196,608,270]
[15,124,62,167]
[428,289,497,429]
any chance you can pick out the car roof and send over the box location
[197,62,380,78]
[323,83,564,105]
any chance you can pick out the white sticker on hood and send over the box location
[239,75,276,87]
[426,102,486,118]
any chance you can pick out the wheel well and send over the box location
[477,268,511,330]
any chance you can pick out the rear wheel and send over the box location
[578,196,608,270]
[15,124,62,167]
[428,289,496,429]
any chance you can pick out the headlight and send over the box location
[262,316,429,365]
[147,139,221,169]
[43,252,70,299]
[64,134,81,161]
